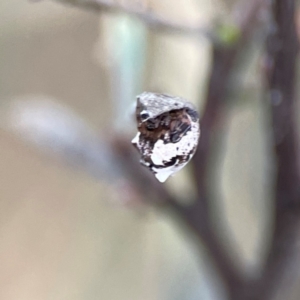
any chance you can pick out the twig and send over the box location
[192,0,266,211]
[50,0,213,39]
[114,137,246,290]
[253,0,300,299]
[188,0,267,297]
[1,98,127,183]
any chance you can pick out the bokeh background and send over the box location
[0,0,285,299]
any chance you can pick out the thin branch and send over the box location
[114,138,246,290]
[50,0,213,39]
[192,0,266,216]
[253,0,300,299]
[1,98,127,183]
[188,0,267,297]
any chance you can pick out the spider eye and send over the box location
[140,111,150,121]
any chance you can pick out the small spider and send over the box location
[132,92,200,182]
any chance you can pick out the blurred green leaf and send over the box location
[217,23,241,45]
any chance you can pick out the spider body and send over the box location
[132,92,200,182]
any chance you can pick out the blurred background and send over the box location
[0,0,285,299]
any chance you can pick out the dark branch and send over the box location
[114,137,245,291]
[192,0,265,214]
[188,0,267,297]
[254,0,300,299]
